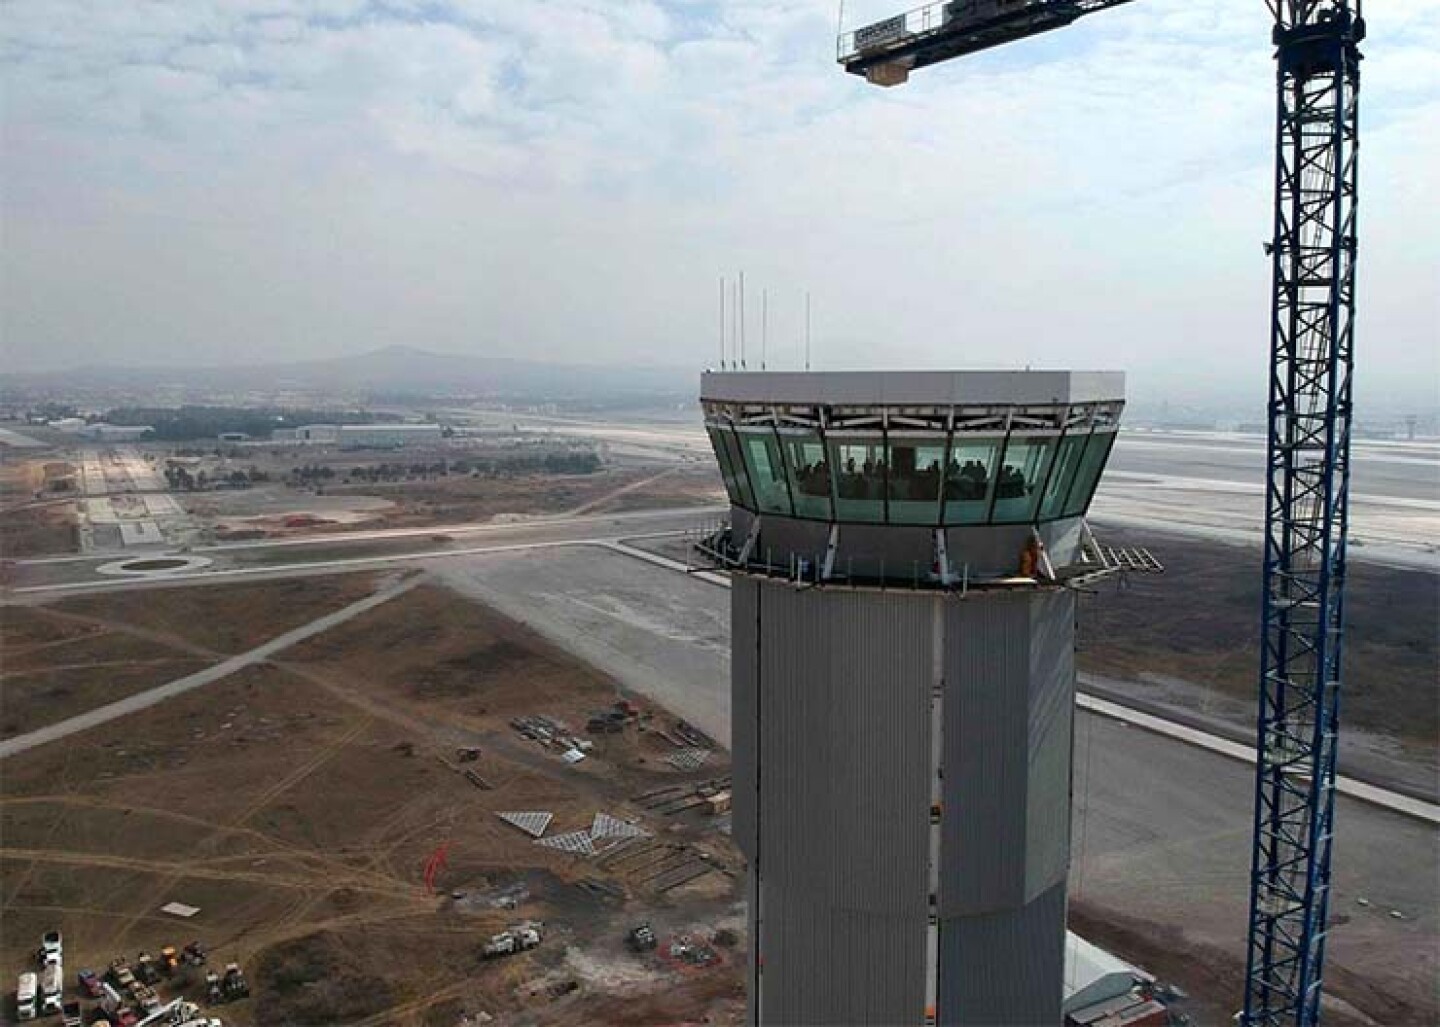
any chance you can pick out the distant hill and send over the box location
[4,346,696,403]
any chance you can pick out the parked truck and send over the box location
[481,923,542,959]
[626,923,658,952]
[16,972,38,1021]
[182,942,208,967]
[39,962,63,1016]
[221,963,248,1001]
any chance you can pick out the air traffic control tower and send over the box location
[697,370,1126,1026]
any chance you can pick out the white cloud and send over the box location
[1,0,1435,414]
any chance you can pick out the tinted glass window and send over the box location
[943,437,1001,525]
[829,438,886,523]
[781,432,832,520]
[740,430,792,515]
[719,427,755,509]
[1062,430,1117,517]
[707,426,744,505]
[1038,433,1088,520]
[887,438,945,525]
[991,436,1056,524]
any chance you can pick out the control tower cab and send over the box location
[699,369,1123,586]
[698,370,1127,1027]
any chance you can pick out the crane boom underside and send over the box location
[839,0,1136,80]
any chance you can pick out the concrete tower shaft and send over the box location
[699,370,1125,1025]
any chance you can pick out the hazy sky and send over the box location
[3,1,1437,408]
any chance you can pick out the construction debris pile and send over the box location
[510,714,593,764]
[633,777,732,817]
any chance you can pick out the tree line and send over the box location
[105,406,402,441]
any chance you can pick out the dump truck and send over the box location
[204,971,223,1005]
[136,952,161,985]
[61,1000,82,1027]
[159,946,180,974]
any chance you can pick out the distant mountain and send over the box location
[4,346,697,403]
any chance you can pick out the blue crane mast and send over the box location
[838,2,1365,1023]
[1244,3,1362,1024]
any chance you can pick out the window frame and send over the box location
[989,429,1059,525]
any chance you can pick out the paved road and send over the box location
[0,575,420,760]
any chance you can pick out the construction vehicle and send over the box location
[159,946,180,975]
[78,969,103,998]
[109,957,136,991]
[40,931,63,966]
[182,941,208,966]
[204,971,223,1006]
[456,746,482,762]
[626,923,657,953]
[99,982,124,1014]
[481,923,542,959]
[136,952,161,985]
[39,962,63,1016]
[130,980,159,1015]
[16,971,37,1021]
[221,963,248,1001]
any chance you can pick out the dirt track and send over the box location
[1,574,746,1026]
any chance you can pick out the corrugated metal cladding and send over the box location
[731,578,760,860]
[939,591,1074,917]
[941,592,1032,916]
[747,582,934,1024]
[754,584,932,911]
[1025,591,1075,901]
[733,581,1076,1025]
[937,879,1067,1026]
[760,881,926,1025]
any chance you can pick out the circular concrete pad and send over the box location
[96,555,214,577]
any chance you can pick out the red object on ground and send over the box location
[422,841,451,894]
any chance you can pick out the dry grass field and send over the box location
[1,575,745,1026]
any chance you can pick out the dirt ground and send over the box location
[0,575,385,741]
[1077,526,1439,749]
[0,606,207,739]
[323,464,719,532]
[1,576,745,1026]
[0,454,81,558]
[49,574,384,655]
